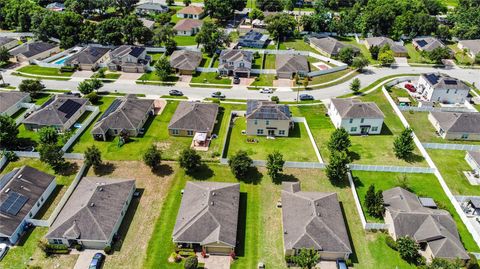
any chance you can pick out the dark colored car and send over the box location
[233,77,241,84]
[169,89,183,96]
[299,94,314,101]
[336,259,348,269]
[89,253,105,269]
[405,83,416,92]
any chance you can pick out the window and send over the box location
[447,89,450,94]
[257,129,264,135]
[172,129,179,135]
[279,130,285,135]
[351,127,357,132]
[371,127,378,132]
[229,61,234,65]
[239,62,244,67]
[254,120,258,125]
[52,239,63,245]
[360,118,364,123]
[462,134,469,139]
[37,202,40,207]
[349,119,353,124]
[29,212,32,218]
[41,197,44,202]
[455,90,458,94]
[266,120,269,125]
[187,130,194,136]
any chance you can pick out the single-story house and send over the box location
[237,30,269,49]
[140,18,155,30]
[168,102,219,136]
[246,100,292,137]
[9,41,60,63]
[428,111,480,141]
[275,54,309,79]
[416,73,470,104]
[282,182,352,260]
[309,36,359,57]
[413,37,446,52]
[91,95,155,141]
[0,91,30,117]
[458,39,480,59]
[383,187,469,262]
[65,46,111,71]
[107,45,150,73]
[173,19,203,36]
[173,181,240,255]
[135,2,168,15]
[46,177,135,249]
[463,197,480,216]
[328,98,384,135]
[364,37,408,57]
[169,50,203,75]
[0,166,56,244]
[0,37,18,50]
[466,151,480,175]
[218,49,253,77]
[46,2,65,11]
[23,95,90,133]
[176,5,205,19]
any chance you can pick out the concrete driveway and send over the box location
[317,260,338,269]
[72,249,104,269]
[197,253,230,269]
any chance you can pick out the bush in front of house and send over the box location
[104,245,112,254]
[184,256,198,269]
[385,235,397,250]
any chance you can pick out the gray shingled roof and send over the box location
[430,112,480,134]
[330,98,384,119]
[219,50,253,71]
[365,37,407,54]
[65,46,110,65]
[0,91,29,114]
[468,151,480,167]
[383,187,469,260]
[168,102,219,132]
[170,50,203,71]
[309,37,356,56]
[0,37,15,47]
[136,2,168,11]
[0,166,55,237]
[23,95,89,126]
[173,181,240,247]
[421,73,470,91]
[459,40,480,56]
[91,96,154,135]
[276,54,308,73]
[10,41,57,58]
[281,182,352,254]
[246,100,291,120]
[46,177,135,241]
[413,37,445,51]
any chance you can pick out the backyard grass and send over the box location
[449,44,475,66]
[252,53,263,69]
[278,38,317,53]
[173,35,197,46]
[405,43,436,64]
[339,36,377,64]
[386,86,418,106]
[199,53,213,68]
[16,65,74,77]
[190,72,232,85]
[264,54,276,69]
[147,52,164,65]
[352,170,480,252]
[138,71,179,83]
[224,116,318,161]
[250,74,275,87]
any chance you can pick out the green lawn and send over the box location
[138,71,179,83]
[264,54,276,69]
[190,72,231,85]
[405,43,435,64]
[278,39,318,53]
[448,44,475,66]
[16,65,74,77]
[352,170,480,252]
[252,53,263,69]
[224,116,318,161]
[386,86,418,106]
[308,68,355,85]
[33,93,53,105]
[147,53,164,65]
[199,53,213,68]
[91,68,121,81]
[173,35,197,46]
[250,74,275,87]
[338,36,377,64]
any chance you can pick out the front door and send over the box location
[360,126,370,135]
[268,130,275,136]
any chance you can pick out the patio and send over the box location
[196,253,231,269]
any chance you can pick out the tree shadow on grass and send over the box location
[403,153,425,164]
[152,163,174,177]
[288,123,301,138]
[339,202,359,264]
[188,164,214,180]
[349,151,361,162]
[93,162,116,176]
[234,192,247,257]
[33,185,63,219]
[58,162,79,176]
[237,167,263,185]
[272,173,299,185]
[352,176,364,188]
[112,188,143,252]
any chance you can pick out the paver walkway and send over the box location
[196,253,230,269]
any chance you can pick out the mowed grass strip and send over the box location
[17,65,74,77]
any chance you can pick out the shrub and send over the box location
[184,256,198,269]
[271,95,279,103]
[104,245,112,254]
[285,255,295,263]
[467,253,478,269]
[385,235,397,250]
[85,92,100,103]
[74,244,83,251]
[1,150,18,162]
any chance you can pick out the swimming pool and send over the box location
[54,56,69,65]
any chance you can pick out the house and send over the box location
[413,37,446,52]
[135,2,168,15]
[107,45,150,73]
[140,18,155,30]
[309,36,359,57]
[383,187,469,262]
[364,37,408,57]
[23,95,90,132]
[458,39,480,59]
[237,30,269,49]
[428,112,480,141]
[172,181,240,255]
[246,100,292,137]
[0,166,56,244]
[466,151,480,176]
[0,37,18,50]
[328,98,384,135]
[168,102,219,136]
[416,73,470,104]
[0,91,30,117]
[169,50,203,75]
[218,49,253,77]
[9,41,60,63]
[46,2,65,11]
[462,197,480,216]
[46,177,135,249]
[281,182,352,260]
[176,5,205,19]
[65,46,111,71]
[173,19,203,36]
[91,95,155,141]
[275,54,309,79]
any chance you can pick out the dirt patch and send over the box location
[155,141,171,150]
[273,79,293,87]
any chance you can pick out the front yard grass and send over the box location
[17,65,74,77]
[405,43,435,64]
[448,44,475,66]
[250,74,275,87]
[190,72,231,85]
[138,71,179,83]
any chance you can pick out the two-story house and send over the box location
[245,100,293,137]
[218,50,253,77]
[107,45,150,73]
[176,5,205,19]
[328,98,385,135]
[416,73,470,104]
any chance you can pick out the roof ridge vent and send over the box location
[90,202,95,207]
[210,201,214,206]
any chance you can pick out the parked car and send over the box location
[169,89,183,96]
[211,92,225,99]
[405,83,416,92]
[299,94,314,101]
[259,88,274,94]
[0,243,9,261]
[89,253,105,269]
[233,76,240,84]
[336,259,347,269]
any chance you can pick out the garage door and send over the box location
[205,246,231,255]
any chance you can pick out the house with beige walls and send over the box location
[328,98,384,135]
[245,100,292,137]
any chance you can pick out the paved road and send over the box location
[3,66,480,101]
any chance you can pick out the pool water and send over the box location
[54,57,68,65]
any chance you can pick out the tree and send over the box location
[164,38,177,55]
[0,115,18,148]
[369,46,380,60]
[39,143,65,171]
[38,127,58,145]
[143,144,162,170]
[184,256,198,269]
[351,56,369,72]
[378,50,395,66]
[195,21,230,56]
[84,145,102,169]
[228,150,253,179]
[19,79,45,97]
[96,18,125,45]
[302,76,309,89]
[179,148,202,173]
[266,151,285,182]
[428,258,464,269]
[166,0,174,5]
[350,78,361,93]
[365,184,384,218]
[114,0,140,16]
[364,184,376,214]
[475,53,480,65]
[155,12,172,25]
[425,47,451,64]
[393,128,414,160]
[396,236,420,264]
[0,47,10,63]
[338,47,355,65]
[325,151,349,185]
[90,78,103,90]
[204,0,245,21]
[265,13,297,41]
[256,0,284,11]
[327,128,351,153]
[249,9,264,20]
[155,57,172,81]
[293,248,319,269]
[77,80,95,95]
[183,0,192,6]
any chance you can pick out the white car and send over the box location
[0,243,9,260]
[259,88,274,94]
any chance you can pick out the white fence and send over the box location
[348,164,435,173]
[27,219,49,227]
[62,106,100,152]
[385,76,418,87]
[308,65,348,77]
[0,32,34,37]
[15,103,38,126]
[252,160,324,169]
[398,105,475,113]
[197,67,217,72]
[251,69,276,74]
[422,143,480,151]
[0,156,7,170]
